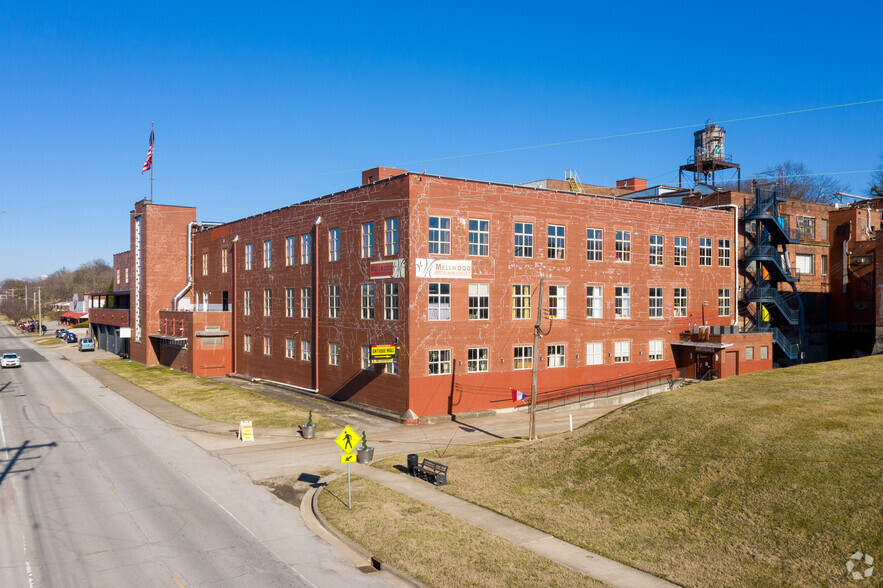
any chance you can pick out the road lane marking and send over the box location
[171,570,185,587]
[1,410,35,588]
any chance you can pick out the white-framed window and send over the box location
[328,285,340,318]
[384,283,399,320]
[821,255,828,275]
[614,286,630,318]
[429,216,451,255]
[586,228,603,261]
[263,335,272,355]
[513,345,533,370]
[286,287,295,317]
[301,233,312,264]
[674,237,687,266]
[512,284,531,319]
[428,349,451,375]
[286,337,296,359]
[361,283,374,320]
[615,230,631,262]
[286,236,296,266]
[116,269,120,285]
[244,289,252,316]
[547,344,565,367]
[795,254,814,275]
[548,224,565,259]
[263,288,272,316]
[820,218,828,241]
[263,240,272,268]
[329,228,340,262]
[467,347,489,373]
[548,285,567,319]
[469,219,489,256]
[245,243,253,270]
[649,339,663,361]
[586,342,603,365]
[718,239,731,267]
[386,361,399,375]
[329,342,340,366]
[699,237,712,266]
[614,341,630,363]
[301,287,311,318]
[385,217,399,256]
[650,234,663,266]
[362,346,372,370]
[760,345,769,359]
[244,333,252,352]
[649,287,663,318]
[362,222,375,257]
[468,283,489,320]
[125,267,129,283]
[515,222,533,257]
[586,285,603,318]
[796,215,816,240]
[718,288,731,316]
[301,339,311,361]
[428,283,451,321]
[202,252,208,276]
[674,287,687,317]
[745,346,754,360]
[221,249,228,273]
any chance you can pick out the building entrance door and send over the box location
[696,352,714,380]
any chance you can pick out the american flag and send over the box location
[141,130,154,174]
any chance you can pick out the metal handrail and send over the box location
[743,285,799,322]
[535,368,674,411]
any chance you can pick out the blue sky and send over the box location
[2,1,881,281]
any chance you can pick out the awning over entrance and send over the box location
[148,333,188,344]
[670,341,733,353]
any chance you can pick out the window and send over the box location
[202,252,208,276]
[515,222,533,257]
[328,285,340,318]
[329,342,340,366]
[673,287,687,317]
[362,346,372,370]
[263,240,272,268]
[286,287,295,317]
[221,249,228,273]
[286,236,296,266]
[649,287,663,318]
[615,230,631,262]
[385,217,399,255]
[718,239,731,267]
[745,346,754,360]
[586,228,603,261]
[649,235,663,266]
[649,340,663,361]
[512,284,531,319]
[301,234,312,264]
[821,255,828,275]
[586,285,603,318]
[286,337,296,359]
[614,341,630,363]
[699,237,712,266]
[362,222,375,257]
[384,283,399,320]
[263,335,272,355]
[586,342,603,365]
[548,285,566,319]
[820,218,828,241]
[361,283,374,320]
[614,286,630,318]
[468,283,489,320]
[674,237,687,266]
[428,216,451,255]
[263,289,272,316]
[125,267,129,283]
[547,225,565,259]
[244,289,252,316]
[760,346,769,359]
[301,340,311,361]
[795,254,814,275]
[329,228,340,261]
[469,219,489,256]
[386,360,399,375]
[301,287,311,318]
[428,349,451,375]
[244,333,252,352]
[467,347,489,373]
[547,344,565,367]
[718,288,731,316]
[428,283,451,320]
[513,346,533,370]
[796,216,816,240]
[245,243,253,270]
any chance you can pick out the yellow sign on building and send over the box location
[370,344,396,364]
[335,426,361,453]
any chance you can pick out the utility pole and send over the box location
[38,287,42,336]
[529,278,544,440]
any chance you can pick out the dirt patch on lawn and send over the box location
[258,472,330,507]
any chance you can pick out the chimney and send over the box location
[616,177,648,192]
[362,167,408,185]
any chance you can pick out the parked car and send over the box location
[56,330,70,339]
[64,333,78,343]
[78,337,96,352]
[1,352,21,368]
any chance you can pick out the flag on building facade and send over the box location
[511,388,526,402]
[141,129,154,174]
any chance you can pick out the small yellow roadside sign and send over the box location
[239,420,254,442]
[335,426,361,454]
[340,453,357,464]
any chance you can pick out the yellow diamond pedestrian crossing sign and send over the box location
[335,426,360,454]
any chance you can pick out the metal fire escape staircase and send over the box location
[740,186,805,362]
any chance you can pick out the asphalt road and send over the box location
[0,324,388,587]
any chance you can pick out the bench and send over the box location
[413,458,448,486]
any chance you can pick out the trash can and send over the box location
[407,453,419,476]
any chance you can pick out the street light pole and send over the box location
[529,278,544,441]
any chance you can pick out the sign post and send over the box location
[335,426,361,509]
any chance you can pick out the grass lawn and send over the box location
[372,356,882,587]
[34,336,64,346]
[96,359,324,429]
[318,476,606,587]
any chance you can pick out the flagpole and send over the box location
[150,122,154,201]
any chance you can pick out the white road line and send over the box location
[1,410,35,588]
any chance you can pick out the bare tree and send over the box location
[756,161,848,204]
[869,154,883,198]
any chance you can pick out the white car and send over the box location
[1,352,22,368]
